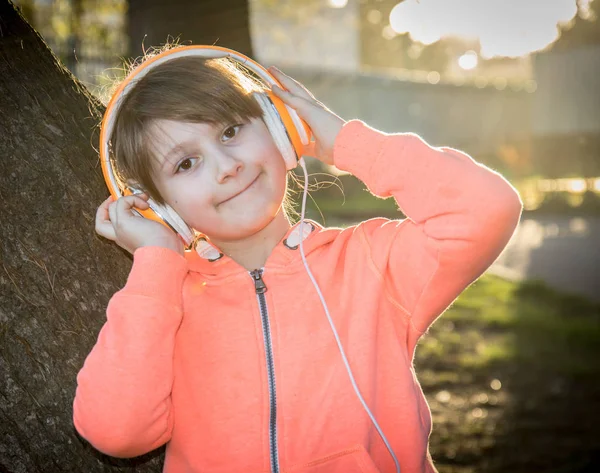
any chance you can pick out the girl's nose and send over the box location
[216,153,243,184]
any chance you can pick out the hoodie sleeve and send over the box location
[333,120,522,350]
[72,246,188,458]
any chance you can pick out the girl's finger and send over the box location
[117,195,148,210]
[96,201,109,226]
[302,141,317,158]
[115,196,150,223]
[271,84,316,119]
[97,196,116,220]
[97,196,117,223]
[268,66,315,102]
[95,201,117,240]
[95,219,117,240]
[108,200,118,228]
[96,197,112,219]
[98,195,114,209]
[132,195,150,209]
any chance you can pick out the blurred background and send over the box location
[13,0,600,303]
[10,1,600,471]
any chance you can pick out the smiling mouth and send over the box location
[220,174,260,205]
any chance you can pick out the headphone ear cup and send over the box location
[263,89,312,155]
[254,92,298,170]
[146,198,196,248]
[127,187,196,248]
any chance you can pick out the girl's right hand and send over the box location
[95,194,184,256]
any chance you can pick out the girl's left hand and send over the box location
[268,66,345,166]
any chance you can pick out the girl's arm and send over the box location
[333,120,522,353]
[72,246,188,458]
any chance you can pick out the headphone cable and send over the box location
[296,158,401,473]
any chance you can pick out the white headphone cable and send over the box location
[296,157,401,473]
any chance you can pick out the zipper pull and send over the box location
[250,269,267,294]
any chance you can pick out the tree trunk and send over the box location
[0,2,163,471]
[128,0,254,59]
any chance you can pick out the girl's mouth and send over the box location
[220,173,260,205]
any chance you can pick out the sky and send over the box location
[388,0,596,58]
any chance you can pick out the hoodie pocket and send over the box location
[286,444,380,473]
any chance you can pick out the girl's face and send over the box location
[149,117,288,242]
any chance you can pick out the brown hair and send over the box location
[108,44,268,206]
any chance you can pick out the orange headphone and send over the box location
[99,45,312,249]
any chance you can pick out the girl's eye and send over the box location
[222,124,243,142]
[176,157,201,174]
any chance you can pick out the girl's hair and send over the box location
[107,44,296,214]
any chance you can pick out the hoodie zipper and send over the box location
[250,269,280,473]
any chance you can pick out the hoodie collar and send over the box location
[184,219,336,277]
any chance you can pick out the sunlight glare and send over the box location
[458,51,478,70]
[388,0,586,58]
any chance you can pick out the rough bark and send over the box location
[0,2,163,471]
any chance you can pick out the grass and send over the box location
[431,275,600,376]
[414,274,600,472]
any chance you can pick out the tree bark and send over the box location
[0,1,162,471]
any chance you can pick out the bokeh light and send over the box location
[568,179,588,193]
[327,0,348,8]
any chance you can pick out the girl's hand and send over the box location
[95,194,184,256]
[268,66,345,166]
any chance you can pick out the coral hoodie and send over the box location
[73,120,522,473]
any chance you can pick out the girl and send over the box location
[73,46,522,473]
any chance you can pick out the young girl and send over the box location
[73,46,522,473]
